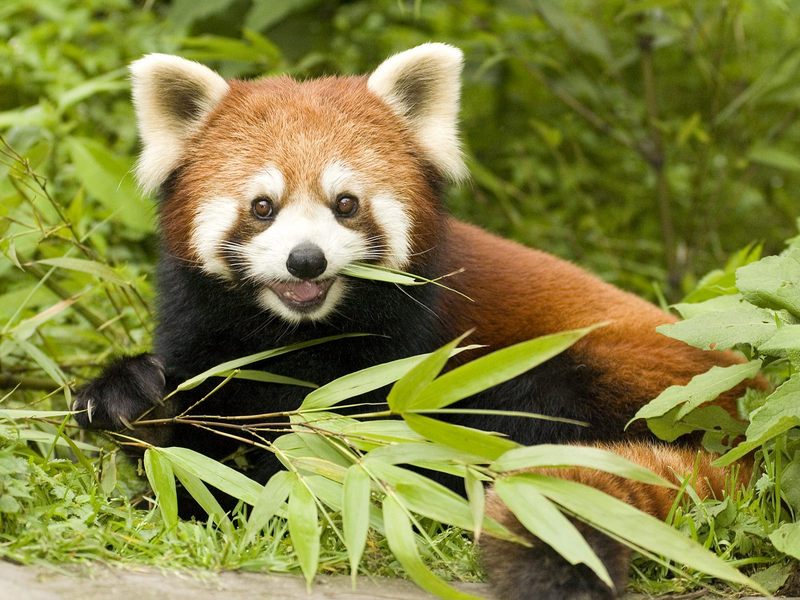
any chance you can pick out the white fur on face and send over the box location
[370,193,411,269]
[191,197,240,277]
[243,201,367,321]
[320,162,411,269]
[247,163,285,202]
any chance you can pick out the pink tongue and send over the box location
[282,281,321,302]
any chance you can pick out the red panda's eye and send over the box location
[252,197,274,220]
[335,195,358,217]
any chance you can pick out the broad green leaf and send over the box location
[342,465,371,581]
[411,325,603,411]
[492,444,673,487]
[155,447,262,505]
[524,474,763,592]
[646,405,746,444]
[172,464,233,536]
[143,449,178,528]
[288,477,320,589]
[760,324,800,355]
[65,136,153,235]
[382,494,482,600]
[681,244,763,304]
[629,360,761,425]
[404,413,519,460]
[244,470,293,544]
[388,333,469,412]
[172,333,368,393]
[37,257,128,286]
[770,522,800,560]
[736,249,800,317]
[495,476,612,587]
[671,294,750,319]
[716,374,800,466]
[658,303,780,351]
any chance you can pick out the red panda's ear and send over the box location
[368,43,467,183]
[129,54,229,194]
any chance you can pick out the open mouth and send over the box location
[268,278,335,312]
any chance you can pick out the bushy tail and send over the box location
[480,442,746,600]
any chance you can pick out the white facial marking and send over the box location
[191,197,239,277]
[247,164,285,202]
[321,161,363,200]
[370,194,411,269]
[242,202,367,321]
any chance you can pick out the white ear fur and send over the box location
[130,54,229,194]
[367,43,467,182]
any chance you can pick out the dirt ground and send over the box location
[0,560,790,600]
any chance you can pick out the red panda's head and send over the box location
[130,44,466,323]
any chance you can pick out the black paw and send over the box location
[73,354,166,432]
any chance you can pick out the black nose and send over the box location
[286,243,327,279]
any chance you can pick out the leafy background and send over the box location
[3,0,800,598]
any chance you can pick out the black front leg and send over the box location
[73,353,175,448]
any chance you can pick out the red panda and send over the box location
[73,44,753,599]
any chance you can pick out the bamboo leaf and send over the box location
[37,257,128,286]
[382,494,483,600]
[288,476,320,589]
[342,465,371,582]
[492,444,674,487]
[495,475,612,587]
[143,448,178,529]
[403,413,519,460]
[219,369,317,388]
[412,325,603,410]
[388,332,470,412]
[465,468,485,542]
[156,446,262,505]
[244,470,293,544]
[523,474,763,593]
[172,464,233,536]
[173,333,368,393]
